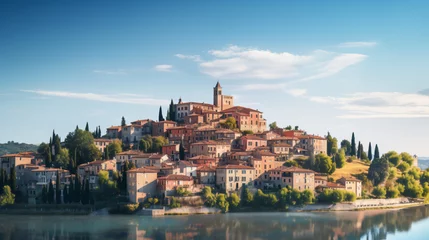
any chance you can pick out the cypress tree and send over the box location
[351,132,356,156]
[166,109,171,121]
[46,148,52,168]
[169,99,175,121]
[74,175,81,203]
[75,125,79,132]
[84,178,90,205]
[357,141,361,159]
[48,179,55,204]
[368,142,373,161]
[121,117,126,127]
[42,185,48,204]
[179,142,185,160]
[9,166,16,193]
[85,122,89,132]
[56,171,61,204]
[0,168,3,192]
[158,106,165,121]
[374,144,380,160]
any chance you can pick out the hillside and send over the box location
[0,141,38,156]
[331,159,370,180]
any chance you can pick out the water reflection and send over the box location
[0,206,428,240]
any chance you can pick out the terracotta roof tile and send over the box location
[158,174,193,181]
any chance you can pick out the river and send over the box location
[0,205,428,240]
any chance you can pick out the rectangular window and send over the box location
[242,177,246,181]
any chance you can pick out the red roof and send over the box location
[158,174,193,181]
[189,155,216,160]
[221,106,262,114]
[127,168,158,174]
[270,166,315,173]
[197,165,216,172]
[216,164,254,170]
[241,135,266,141]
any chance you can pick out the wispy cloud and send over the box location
[154,65,173,72]
[240,83,287,91]
[286,88,307,97]
[177,45,366,84]
[338,41,378,48]
[308,91,429,119]
[175,54,202,62]
[21,90,168,106]
[93,69,127,75]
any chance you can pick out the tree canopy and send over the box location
[64,129,101,166]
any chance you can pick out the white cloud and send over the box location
[21,90,168,106]
[175,54,202,62]
[293,53,367,83]
[93,69,127,75]
[308,91,429,118]
[241,83,287,91]
[338,42,378,48]
[154,65,173,72]
[286,88,307,97]
[177,45,366,83]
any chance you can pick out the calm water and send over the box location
[0,206,428,240]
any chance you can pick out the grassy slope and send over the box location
[331,159,370,180]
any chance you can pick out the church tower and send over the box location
[213,81,222,108]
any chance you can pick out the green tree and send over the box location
[374,144,380,159]
[400,152,415,166]
[37,143,50,162]
[48,179,55,204]
[169,99,176,121]
[0,186,15,206]
[294,126,299,130]
[227,193,240,211]
[64,129,101,165]
[179,142,185,160]
[85,122,89,132]
[368,142,373,161]
[220,117,237,130]
[55,148,70,169]
[367,157,389,186]
[56,172,61,204]
[386,187,400,199]
[284,125,292,130]
[301,190,315,205]
[357,141,361,159]
[314,153,335,175]
[216,194,229,213]
[8,167,16,193]
[420,170,429,185]
[340,139,351,156]
[46,148,52,168]
[384,151,401,166]
[344,192,357,202]
[331,190,345,203]
[241,130,253,136]
[42,185,48,204]
[152,136,168,153]
[397,162,411,172]
[107,139,122,159]
[269,122,278,130]
[240,184,253,206]
[351,133,356,156]
[158,106,165,121]
[372,186,386,198]
[334,148,346,168]
[326,132,338,156]
[121,116,126,127]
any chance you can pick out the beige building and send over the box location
[127,168,158,203]
[221,106,267,133]
[152,121,177,137]
[197,165,216,185]
[189,141,231,159]
[268,166,316,191]
[338,176,362,198]
[250,151,284,187]
[296,135,327,156]
[216,165,255,192]
[239,135,267,151]
[0,153,33,175]
[77,160,116,189]
[94,139,112,153]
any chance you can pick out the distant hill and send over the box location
[0,141,38,156]
[418,158,429,170]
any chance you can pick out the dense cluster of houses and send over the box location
[0,82,361,204]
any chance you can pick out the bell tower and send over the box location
[213,81,222,108]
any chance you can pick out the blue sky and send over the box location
[1,0,429,155]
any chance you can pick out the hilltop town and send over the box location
[0,82,426,213]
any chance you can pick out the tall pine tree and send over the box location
[179,142,185,160]
[85,122,89,132]
[351,132,356,156]
[374,144,380,160]
[169,99,175,121]
[56,171,61,204]
[368,142,373,161]
[357,141,361,159]
[9,166,16,194]
[121,117,126,127]
[158,106,165,121]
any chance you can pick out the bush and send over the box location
[284,160,298,167]
[397,162,410,172]
[216,194,229,213]
[176,187,191,197]
[227,193,240,211]
[170,197,181,208]
[344,192,357,202]
[108,203,139,214]
[372,186,386,199]
[318,189,345,203]
[386,187,400,199]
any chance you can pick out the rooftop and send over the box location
[216,164,254,170]
[127,168,158,174]
[158,174,193,181]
